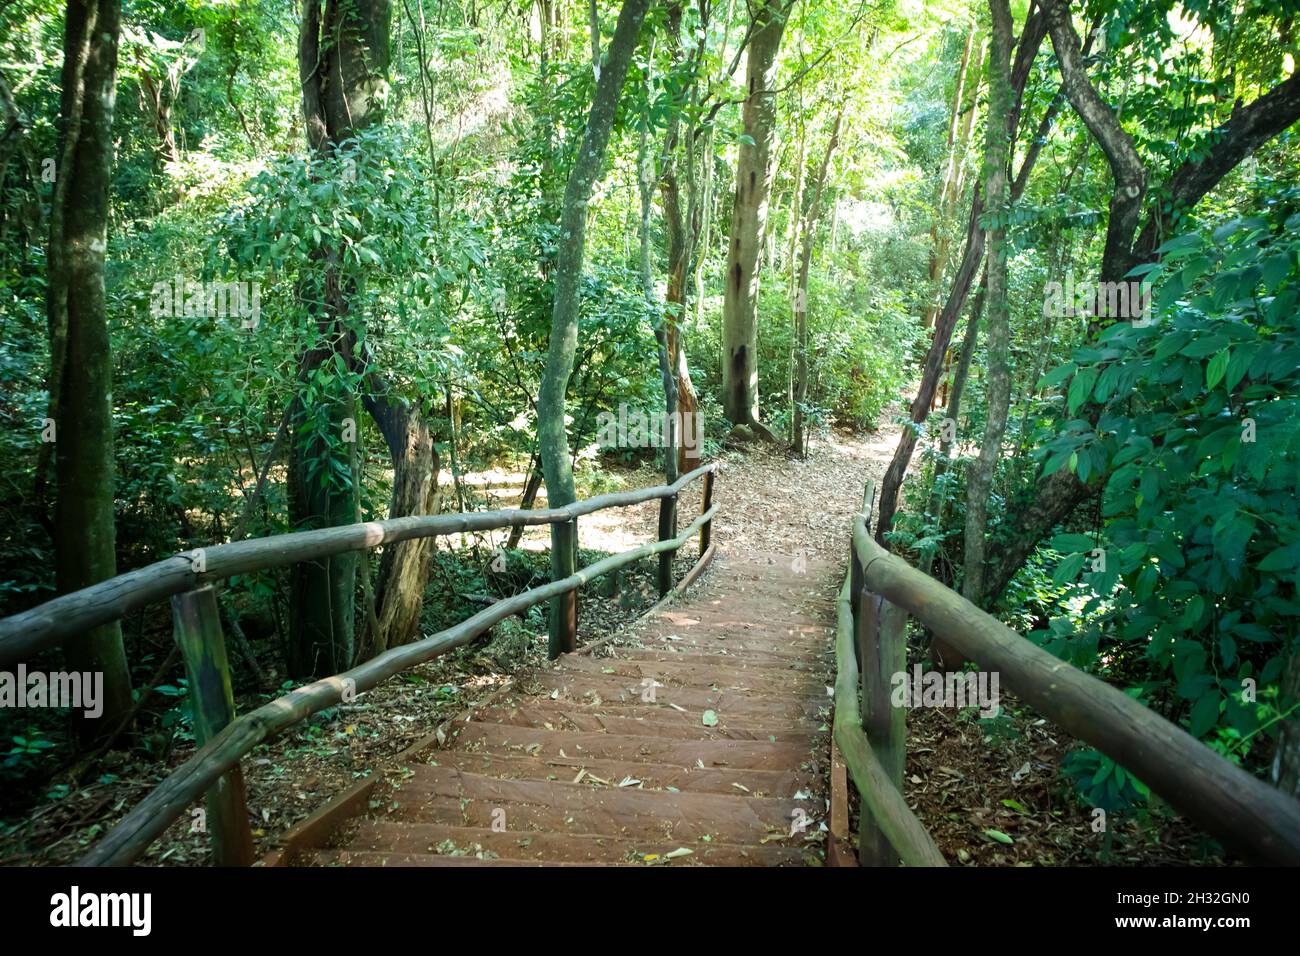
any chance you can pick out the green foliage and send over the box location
[1031,202,1300,767]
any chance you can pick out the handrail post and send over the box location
[170,585,254,866]
[658,491,678,597]
[548,518,578,658]
[855,589,909,867]
[876,600,907,787]
[699,468,715,553]
[849,546,864,670]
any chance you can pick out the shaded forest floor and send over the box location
[0,420,1227,866]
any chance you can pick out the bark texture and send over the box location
[720,0,788,428]
[46,0,134,738]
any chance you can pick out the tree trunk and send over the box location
[536,0,651,618]
[792,107,843,457]
[46,0,133,740]
[363,380,439,655]
[638,39,679,483]
[923,25,982,331]
[291,0,392,678]
[720,0,787,429]
[960,0,1014,609]
[874,9,1048,544]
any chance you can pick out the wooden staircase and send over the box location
[296,550,838,866]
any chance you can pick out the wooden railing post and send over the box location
[876,600,907,786]
[548,518,578,658]
[657,492,678,597]
[699,468,715,553]
[170,585,254,866]
[855,589,908,867]
[849,546,864,670]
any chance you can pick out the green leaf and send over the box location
[984,828,1014,845]
[1068,367,1098,414]
[1050,533,1095,553]
[1188,692,1220,738]
[1205,348,1229,390]
[1052,552,1086,585]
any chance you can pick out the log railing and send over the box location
[847,480,1300,867]
[0,462,718,866]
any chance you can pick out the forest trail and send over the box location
[289,423,905,866]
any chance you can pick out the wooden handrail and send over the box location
[71,488,719,866]
[0,463,718,662]
[852,510,1300,866]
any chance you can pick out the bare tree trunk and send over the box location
[536,0,651,650]
[792,107,843,457]
[362,380,439,654]
[638,38,678,483]
[720,0,788,431]
[46,0,133,740]
[960,0,1014,609]
[874,9,1048,543]
[923,25,981,331]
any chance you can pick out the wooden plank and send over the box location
[851,515,1300,866]
[827,738,856,867]
[263,681,519,865]
[170,586,254,867]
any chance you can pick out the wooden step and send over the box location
[338,822,817,865]
[423,748,817,796]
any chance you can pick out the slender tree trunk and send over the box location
[874,10,1048,543]
[924,25,981,331]
[536,0,651,645]
[46,0,133,740]
[960,0,1014,609]
[638,39,679,483]
[792,107,842,457]
[720,0,788,430]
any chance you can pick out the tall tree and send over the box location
[874,8,1048,543]
[294,0,439,672]
[959,0,1013,608]
[720,0,790,432]
[791,104,842,457]
[46,0,133,739]
[536,0,652,652]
